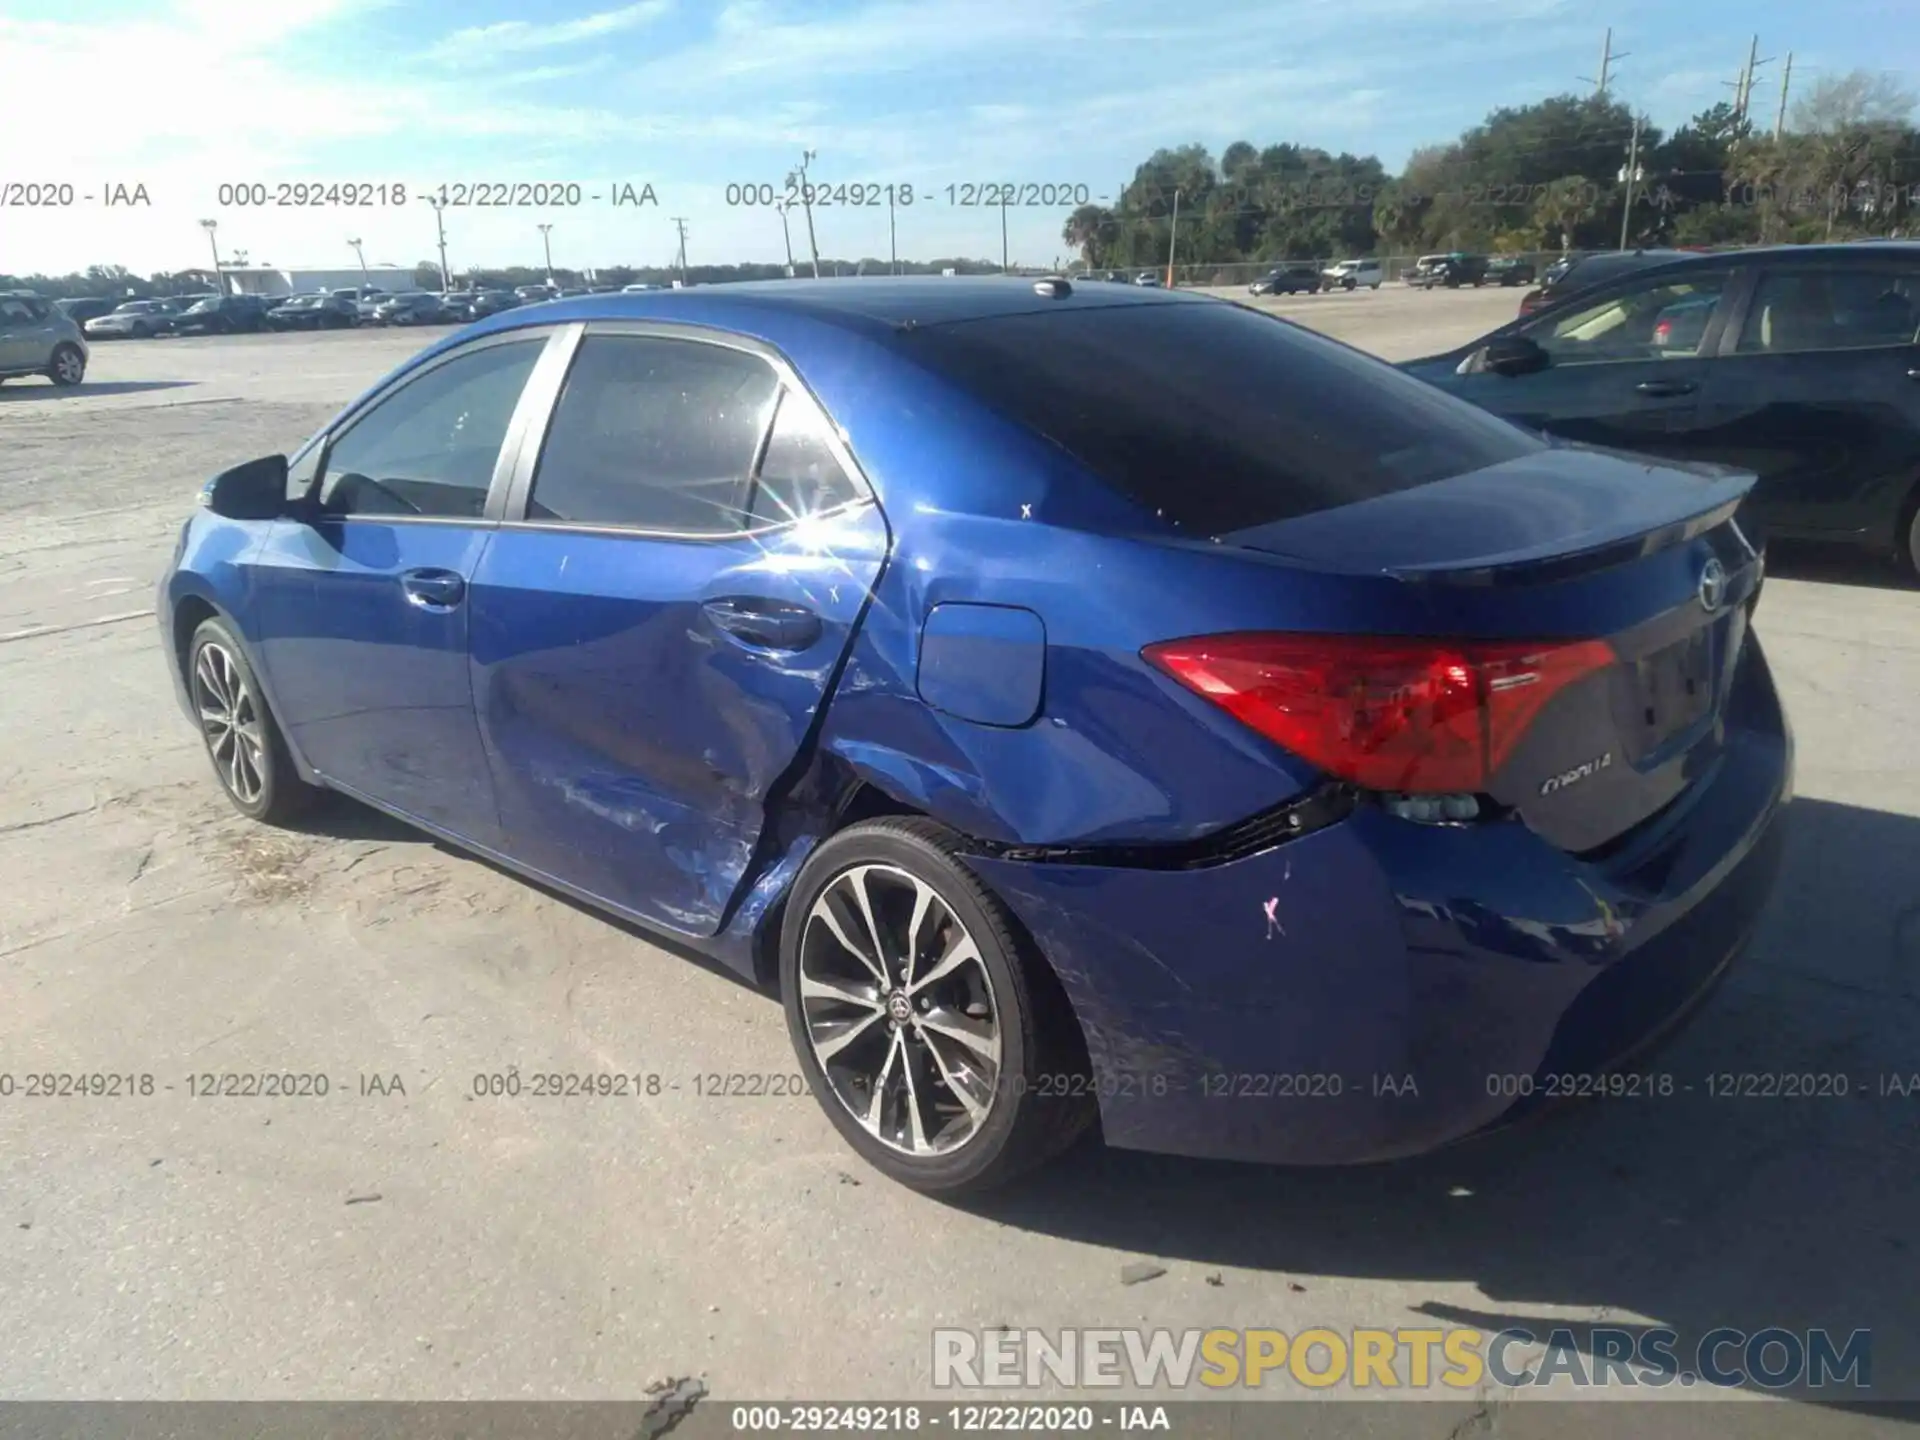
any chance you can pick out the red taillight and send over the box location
[1653,319,1672,344]
[1143,633,1617,794]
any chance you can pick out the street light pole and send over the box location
[537,223,554,282]
[793,150,822,278]
[199,218,221,288]
[776,201,796,276]
[428,198,450,288]
[347,237,368,285]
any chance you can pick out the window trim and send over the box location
[496,318,876,542]
[302,323,573,527]
[1711,258,1920,360]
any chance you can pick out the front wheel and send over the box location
[186,617,320,825]
[781,817,1095,1195]
[1901,493,1920,581]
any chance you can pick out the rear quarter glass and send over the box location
[890,300,1544,536]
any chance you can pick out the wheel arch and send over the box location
[744,773,1095,1098]
[165,587,321,784]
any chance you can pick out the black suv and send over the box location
[1411,253,1488,289]
[1401,241,1920,577]
[1485,256,1537,287]
[171,295,271,335]
[1249,264,1323,296]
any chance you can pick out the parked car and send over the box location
[1400,240,1920,575]
[514,284,560,303]
[83,298,182,339]
[1486,256,1538,287]
[1411,253,1488,289]
[372,292,452,326]
[54,297,118,326]
[465,290,521,319]
[621,283,661,293]
[1249,265,1322,297]
[1131,271,1162,287]
[1321,258,1383,291]
[0,291,89,386]
[267,293,360,330]
[1516,249,1695,317]
[171,295,272,335]
[1406,253,1453,284]
[159,276,1792,1193]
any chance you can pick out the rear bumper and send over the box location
[962,643,1793,1167]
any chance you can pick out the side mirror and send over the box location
[199,454,289,520]
[1481,334,1551,377]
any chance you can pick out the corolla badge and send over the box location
[1540,751,1613,796]
[1698,557,1728,612]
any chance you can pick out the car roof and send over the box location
[462,275,1204,344]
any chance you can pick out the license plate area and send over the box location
[1632,627,1715,754]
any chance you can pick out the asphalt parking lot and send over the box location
[2,285,1917,1430]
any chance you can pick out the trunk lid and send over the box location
[1221,448,1762,854]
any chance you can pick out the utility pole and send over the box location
[1618,114,1645,251]
[1000,193,1010,272]
[671,217,689,284]
[791,150,821,278]
[536,222,554,283]
[775,201,796,276]
[427,198,450,288]
[347,237,367,285]
[1165,187,1181,287]
[1775,52,1794,141]
[1580,27,1627,96]
[888,189,898,275]
[1729,35,1772,123]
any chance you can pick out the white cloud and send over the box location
[429,1,673,64]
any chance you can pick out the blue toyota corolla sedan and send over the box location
[158,277,1793,1194]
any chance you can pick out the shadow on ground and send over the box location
[0,380,200,402]
[966,795,1920,1412]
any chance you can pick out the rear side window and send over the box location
[745,390,864,527]
[894,301,1541,534]
[528,335,780,532]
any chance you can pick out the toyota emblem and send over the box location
[1698,557,1727,612]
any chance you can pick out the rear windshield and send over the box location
[894,299,1542,534]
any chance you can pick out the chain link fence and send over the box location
[1046,252,1570,287]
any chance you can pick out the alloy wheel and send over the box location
[798,863,1002,1157]
[52,348,83,384]
[192,641,267,805]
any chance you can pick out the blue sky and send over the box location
[1,0,1914,277]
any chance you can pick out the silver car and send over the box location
[0,292,89,387]
[84,298,181,340]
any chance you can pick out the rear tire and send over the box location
[1900,490,1920,581]
[46,344,85,386]
[185,617,320,825]
[780,817,1095,1196]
